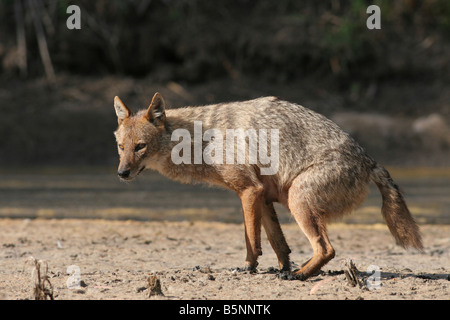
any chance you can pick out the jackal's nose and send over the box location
[118,169,130,179]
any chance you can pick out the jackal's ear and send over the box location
[114,96,131,125]
[145,92,166,126]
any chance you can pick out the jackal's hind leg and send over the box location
[292,210,335,280]
[287,176,336,280]
[261,202,291,271]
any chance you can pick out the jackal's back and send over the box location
[166,96,374,187]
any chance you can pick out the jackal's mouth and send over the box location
[119,166,145,182]
[130,166,145,180]
[137,166,145,175]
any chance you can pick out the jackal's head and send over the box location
[113,92,166,181]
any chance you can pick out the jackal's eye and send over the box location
[135,143,147,152]
[118,144,124,150]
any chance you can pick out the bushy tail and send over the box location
[371,164,423,251]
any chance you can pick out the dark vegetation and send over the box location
[0,0,448,166]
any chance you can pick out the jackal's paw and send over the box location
[231,266,257,274]
[245,266,258,273]
[243,260,258,273]
[278,271,307,281]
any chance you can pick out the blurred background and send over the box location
[0,0,449,223]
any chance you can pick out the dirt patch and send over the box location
[0,218,448,300]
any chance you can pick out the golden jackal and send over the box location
[113,93,423,280]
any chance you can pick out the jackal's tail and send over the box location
[370,164,423,251]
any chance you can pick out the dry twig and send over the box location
[25,257,54,300]
[343,259,361,288]
[147,274,164,298]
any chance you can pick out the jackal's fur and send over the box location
[113,93,423,280]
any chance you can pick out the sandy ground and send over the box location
[0,218,448,300]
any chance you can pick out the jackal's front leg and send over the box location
[239,187,264,271]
